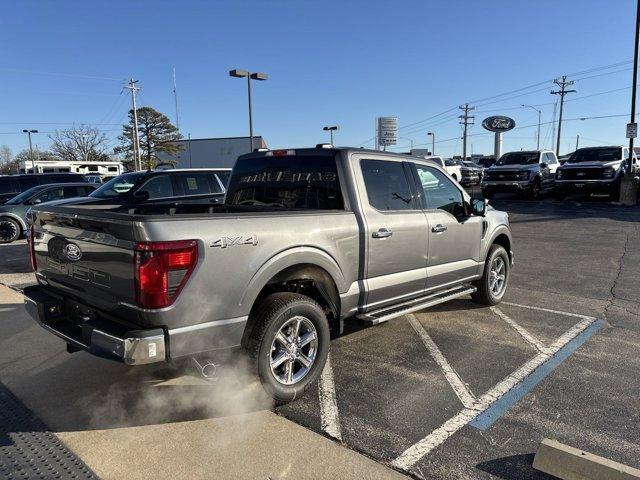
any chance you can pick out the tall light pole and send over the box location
[628,0,640,173]
[521,104,541,150]
[229,69,268,152]
[323,125,339,144]
[427,132,435,155]
[22,129,38,174]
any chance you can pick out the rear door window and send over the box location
[360,159,414,211]
[177,173,218,196]
[63,185,94,198]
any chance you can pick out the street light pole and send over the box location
[22,129,38,173]
[522,104,541,150]
[323,125,339,144]
[427,132,435,155]
[629,0,640,172]
[230,69,268,152]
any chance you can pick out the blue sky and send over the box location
[1,0,638,158]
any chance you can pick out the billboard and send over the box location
[378,117,398,146]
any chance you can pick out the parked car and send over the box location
[0,173,88,205]
[481,150,559,199]
[554,146,638,201]
[423,156,462,182]
[60,168,231,207]
[0,183,96,243]
[25,146,513,404]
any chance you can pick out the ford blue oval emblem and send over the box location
[482,116,516,132]
[64,243,82,262]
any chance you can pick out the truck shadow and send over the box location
[475,453,556,479]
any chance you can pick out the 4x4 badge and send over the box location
[210,235,258,249]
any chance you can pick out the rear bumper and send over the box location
[24,285,166,365]
[23,285,248,364]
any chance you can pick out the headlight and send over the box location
[602,167,615,178]
[556,170,563,179]
[519,171,530,180]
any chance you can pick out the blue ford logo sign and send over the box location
[482,116,516,132]
[64,243,82,262]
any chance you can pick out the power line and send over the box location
[0,68,123,82]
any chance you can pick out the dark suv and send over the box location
[0,173,87,205]
[554,146,637,200]
[65,168,230,207]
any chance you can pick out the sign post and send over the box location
[482,116,516,160]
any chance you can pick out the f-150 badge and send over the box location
[210,235,258,248]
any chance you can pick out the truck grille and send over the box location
[560,168,603,180]
[485,170,520,181]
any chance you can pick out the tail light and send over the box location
[28,225,37,271]
[134,240,198,309]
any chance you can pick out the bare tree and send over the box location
[0,145,17,175]
[50,125,110,162]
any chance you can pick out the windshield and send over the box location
[5,186,45,205]
[568,148,621,163]
[89,172,147,198]
[225,155,344,210]
[496,152,539,166]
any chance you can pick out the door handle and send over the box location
[432,224,447,233]
[372,228,393,238]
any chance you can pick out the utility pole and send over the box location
[22,129,38,173]
[551,76,576,157]
[629,0,640,173]
[173,68,180,131]
[550,100,558,151]
[459,104,475,160]
[124,79,142,171]
[522,104,541,150]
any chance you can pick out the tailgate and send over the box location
[31,209,137,312]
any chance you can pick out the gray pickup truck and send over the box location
[24,146,513,403]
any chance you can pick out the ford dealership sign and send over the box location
[482,116,516,132]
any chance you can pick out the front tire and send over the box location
[472,244,510,306]
[244,292,330,403]
[0,217,20,244]
[529,177,541,200]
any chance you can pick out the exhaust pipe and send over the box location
[191,357,220,380]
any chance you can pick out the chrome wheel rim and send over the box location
[489,256,506,296]
[270,316,318,385]
[0,220,18,242]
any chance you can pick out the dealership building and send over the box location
[156,136,267,169]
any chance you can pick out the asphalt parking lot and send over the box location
[0,196,639,479]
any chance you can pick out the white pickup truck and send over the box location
[423,156,463,183]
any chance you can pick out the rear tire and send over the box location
[244,292,330,404]
[0,217,20,244]
[471,245,510,306]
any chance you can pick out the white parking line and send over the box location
[318,353,342,441]
[490,306,550,354]
[407,314,477,409]
[391,316,597,472]
[502,302,596,320]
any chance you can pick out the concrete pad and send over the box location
[57,411,407,480]
[533,438,640,480]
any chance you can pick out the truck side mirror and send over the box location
[471,197,486,216]
[540,162,548,169]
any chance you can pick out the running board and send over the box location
[357,285,476,325]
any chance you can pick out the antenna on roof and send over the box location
[173,67,180,131]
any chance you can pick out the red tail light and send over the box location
[28,225,37,271]
[134,240,198,308]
